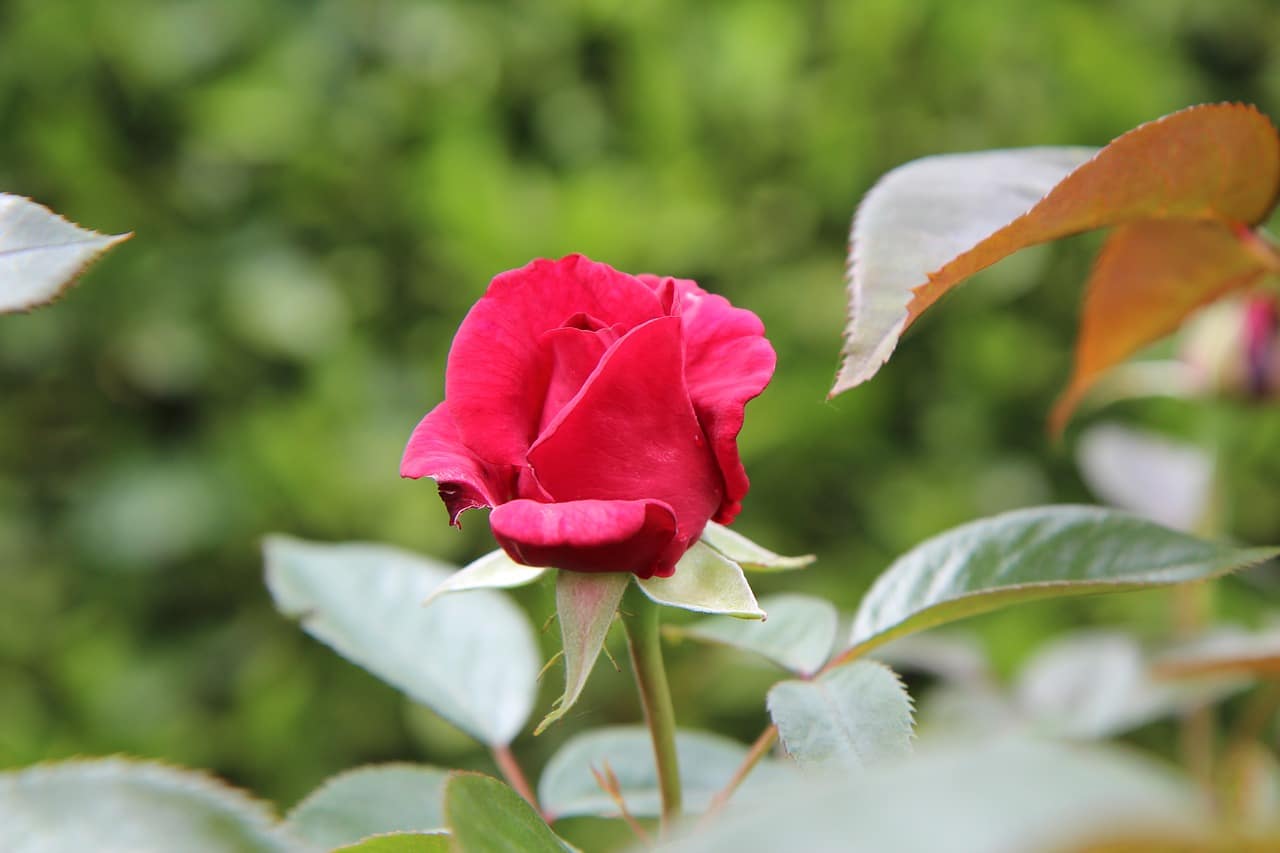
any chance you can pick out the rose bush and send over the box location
[401,254,775,578]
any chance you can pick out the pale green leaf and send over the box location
[1153,625,1280,679]
[637,543,764,619]
[263,536,539,745]
[285,764,447,849]
[671,594,836,676]
[767,661,914,771]
[847,505,1277,657]
[334,832,450,852]
[1077,424,1214,533]
[0,758,285,853]
[422,549,548,606]
[699,523,814,572]
[539,726,791,820]
[834,147,1095,394]
[657,737,1203,853]
[536,571,630,735]
[444,773,572,853]
[0,193,130,313]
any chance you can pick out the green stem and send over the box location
[620,584,682,833]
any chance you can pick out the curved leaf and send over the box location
[422,549,548,606]
[0,194,130,314]
[539,726,789,820]
[285,764,447,849]
[263,537,539,746]
[536,571,630,735]
[834,103,1280,395]
[636,542,764,619]
[699,523,815,572]
[1052,219,1271,430]
[767,661,914,772]
[670,594,837,676]
[845,505,1277,658]
[0,759,285,852]
[443,773,572,853]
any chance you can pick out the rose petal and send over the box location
[528,316,723,563]
[537,325,613,433]
[490,498,679,577]
[400,403,510,526]
[639,275,776,523]
[447,255,666,466]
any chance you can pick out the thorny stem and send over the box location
[491,744,542,817]
[620,584,683,834]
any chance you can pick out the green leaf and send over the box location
[0,193,130,314]
[670,594,837,676]
[833,147,1095,393]
[846,505,1278,657]
[767,661,914,772]
[334,832,450,852]
[1076,424,1214,533]
[1015,631,1245,739]
[0,758,285,852]
[285,764,447,849]
[422,549,548,606]
[660,737,1204,853]
[699,523,815,572]
[443,773,572,853]
[538,726,790,819]
[263,536,539,745]
[536,571,630,735]
[636,543,764,619]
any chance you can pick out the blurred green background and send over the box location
[4,0,1280,820]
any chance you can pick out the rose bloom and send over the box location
[401,255,775,579]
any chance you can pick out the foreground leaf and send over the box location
[659,737,1203,853]
[767,661,914,772]
[285,764,447,849]
[443,773,572,853]
[537,571,630,735]
[845,505,1277,658]
[0,194,131,313]
[0,759,285,852]
[699,523,815,572]
[834,104,1280,395]
[335,833,450,852]
[1052,219,1272,430]
[538,726,789,820]
[263,537,539,745]
[670,594,837,676]
[636,542,764,619]
[422,549,548,606]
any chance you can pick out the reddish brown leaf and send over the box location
[1050,220,1270,432]
[906,103,1280,329]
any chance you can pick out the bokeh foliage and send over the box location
[3,0,1280,808]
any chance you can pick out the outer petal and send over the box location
[490,498,678,577]
[528,316,723,569]
[638,275,776,523]
[446,255,666,466]
[400,403,509,526]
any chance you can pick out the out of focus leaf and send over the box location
[539,726,788,820]
[1075,424,1214,532]
[422,549,548,606]
[766,661,914,772]
[285,764,447,849]
[0,759,285,852]
[834,104,1280,395]
[699,523,815,572]
[658,738,1203,853]
[636,543,764,619]
[443,773,572,853]
[844,505,1277,659]
[263,537,539,746]
[334,833,450,852]
[670,594,836,676]
[1153,626,1280,679]
[536,571,630,735]
[0,194,130,313]
[1052,220,1271,429]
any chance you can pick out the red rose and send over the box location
[401,254,775,579]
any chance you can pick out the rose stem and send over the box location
[491,744,542,816]
[620,583,683,833]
